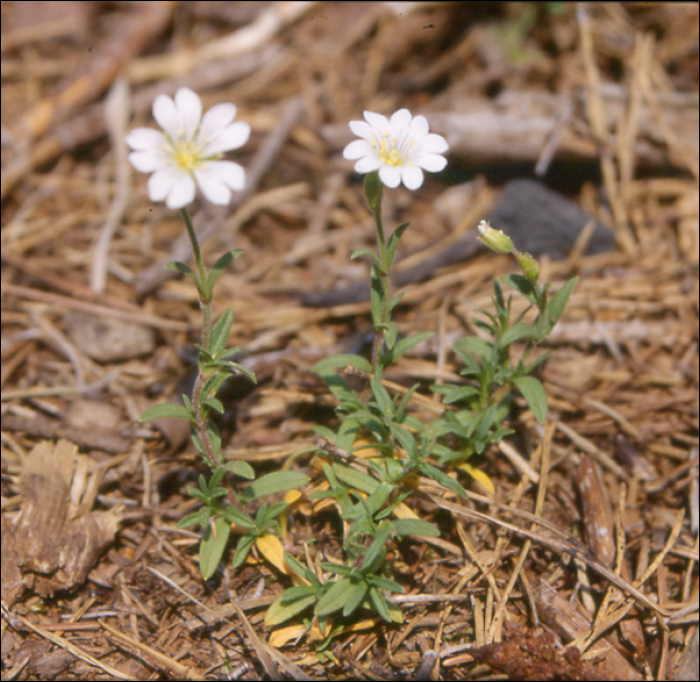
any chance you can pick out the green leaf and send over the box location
[363,524,391,573]
[547,277,578,325]
[177,506,211,529]
[166,260,201,292]
[332,463,380,495]
[370,377,392,416]
[384,331,434,365]
[439,385,480,404]
[284,551,321,587]
[454,336,493,361]
[501,273,538,303]
[350,248,381,268]
[210,309,234,358]
[342,581,368,617]
[419,463,467,498]
[386,222,410,267]
[224,506,255,529]
[140,402,191,421]
[239,470,310,502]
[312,353,372,375]
[370,265,384,327]
[222,459,255,480]
[203,396,224,415]
[368,585,392,622]
[199,517,230,580]
[232,534,255,568]
[393,518,440,538]
[207,250,242,292]
[369,575,404,594]
[315,578,353,617]
[265,589,318,626]
[498,322,541,347]
[512,375,548,423]
[383,321,398,350]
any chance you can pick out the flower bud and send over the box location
[364,171,383,212]
[515,251,541,283]
[477,221,514,254]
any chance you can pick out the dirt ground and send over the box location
[1,2,698,680]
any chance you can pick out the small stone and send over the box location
[65,311,155,362]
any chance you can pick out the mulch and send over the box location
[1,2,698,680]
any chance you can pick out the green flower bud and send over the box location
[364,171,383,213]
[477,220,514,254]
[516,251,541,283]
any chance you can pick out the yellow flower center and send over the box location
[374,131,415,167]
[171,139,203,172]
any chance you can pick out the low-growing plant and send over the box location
[128,94,577,650]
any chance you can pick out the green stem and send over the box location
[178,207,218,467]
[180,207,212,351]
[367,175,391,377]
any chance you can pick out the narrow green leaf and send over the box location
[512,375,548,423]
[239,470,310,502]
[333,463,379,495]
[312,353,372,375]
[166,261,201,291]
[386,222,410,266]
[222,459,255,480]
[383,321,398,350]
[454,336,493,361]
[199,517,230,580]
[498,322,541,347]
[210,309,234,358]
[547,277,578,325]
[284,551,320,587]
[265,590,317,626]
[232,534,255,568]
[350,248,381,268]
[501,273,538,303]
[368,585,391,622]
[177,507,211,529]
[393,518,440,538]
[440,385,480,404]
[384,331,434,365]
[342,581,368,617]
[140,402,191,421]
[203,396,224,414]
[315,578,353,617]
[419,463,467,498]
[207,250,242,292]
[363,525,391,573]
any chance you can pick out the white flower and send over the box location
[343,109,448,190]
[126,87,250,209]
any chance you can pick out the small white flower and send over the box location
[343,109,448,190]
[126,87,250,209]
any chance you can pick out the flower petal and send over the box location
[378,165,401,188]
[400,166,424,190]
[355,156,382,173]
[174,87,202,140]
[363,111,390,131]
[200,103,236,135]
[390,108,412,130]
[202,121,250,155]
[349,120,375,140]
[343,139,371,160]
[414,152,447,173]
[125,128,166,152]
[422,132,448,154]
[152,94,179,138]
[195,161,245,204]
[128,150,166,173]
